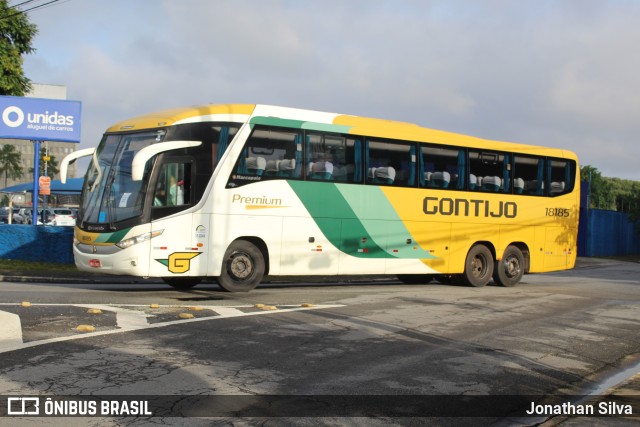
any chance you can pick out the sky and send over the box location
[16,0,640,180]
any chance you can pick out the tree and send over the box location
[581,165,615,210]
[0,143,23,188]
[626,182,640,227]
[581,165,640,231]
[29,147,59,177]
[0,0,38,96]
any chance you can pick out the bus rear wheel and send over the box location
[217,240,265,292]
[493,245,525,287]
[462,244,494,287]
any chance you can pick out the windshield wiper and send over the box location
[104,178,117,230]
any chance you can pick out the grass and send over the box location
[0,258,85,276]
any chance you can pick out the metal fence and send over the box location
[578,182,640,257]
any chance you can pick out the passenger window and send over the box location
[548,159,575,196]
[153,162,191,207]
[469,151,511,193]
[421,145,465,189]
[306,133,362,183]
[514,156,545,195]
[228,126,301,187]
[366,140,416,186]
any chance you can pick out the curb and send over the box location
[0,274,163,285]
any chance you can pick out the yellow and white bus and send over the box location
[61,104,579,291]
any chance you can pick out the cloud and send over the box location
[21,0,640,180]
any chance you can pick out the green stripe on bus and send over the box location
[288,182,435,259]
[287,181,387,258]
[250,116,352,134]
[301,122,352,134]
[95,228,131,244]
[250,116,306,129]
[336,185,436,259]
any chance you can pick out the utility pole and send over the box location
[43,142,49,219]
[31,140,40,225]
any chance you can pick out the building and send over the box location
[0,84,78,189]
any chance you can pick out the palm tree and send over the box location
[29,147,60,178]
[0,144,23,189]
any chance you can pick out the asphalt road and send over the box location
[0,258,639,426]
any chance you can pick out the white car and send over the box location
[48,208,76,226]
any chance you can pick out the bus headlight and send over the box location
[116,230,164,249]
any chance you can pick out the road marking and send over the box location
[75,304,150,329]
[0,310,23,352]
[0,303,343,354]
[211,307,246,317]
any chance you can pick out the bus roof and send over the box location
[106,103,577,161]
[106,104,257,133]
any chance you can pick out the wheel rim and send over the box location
[503,255,521,279]
[471,254,488,279]
[229,252,253,280]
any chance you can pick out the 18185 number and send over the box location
[546,208,571,217]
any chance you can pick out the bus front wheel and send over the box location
[493,245,525,287]
[462,244,494,287]
[217,240,265,292]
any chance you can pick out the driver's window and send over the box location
[153,162,191,207]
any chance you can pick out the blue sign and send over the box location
[0,95,81,142]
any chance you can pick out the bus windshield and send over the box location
[80,130,165,226]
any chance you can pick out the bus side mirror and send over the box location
[131,140,202,181]
[60,148,96,184]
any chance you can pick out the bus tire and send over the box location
[462,244,494,287]
[162,277,202,290]
[493,245,525,287]
[217,240,264,292]
[397,274,435,284]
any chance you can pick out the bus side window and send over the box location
[421,145,464,190]
[366,139,415,186]
[514,156,545,195]
[305,133,361,183]
[469,151,510,193]
[548,159,575,196]
[230,127,301,186]
[153,162,191,207]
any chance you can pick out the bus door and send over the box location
[148,157,205,277]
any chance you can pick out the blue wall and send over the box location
[0,224,74,263]
[579,209,640,257]
[578,181,640,257]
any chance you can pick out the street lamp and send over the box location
[7,191,26,224]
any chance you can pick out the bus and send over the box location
[60,104,579,292]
